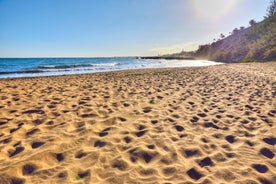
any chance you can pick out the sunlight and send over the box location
[191,0,241,22]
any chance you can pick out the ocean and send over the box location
[0,58,221,78]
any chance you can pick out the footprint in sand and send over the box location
[75,150,87,159]
[263,137,276,145]
[94,140,107,147]
[252,164,268,173]
[225,135,236,143]
[198,157,214,167]
[186,168,203,180]
[112,159,129,171]
[56,153,64,162]
[31,141,45,149]
[260,148,275,159]
[78,170,90,179]
[124,136,132,143]
[9,146,24,157]
[22,164,37,175]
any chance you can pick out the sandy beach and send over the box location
[0,62,275,184]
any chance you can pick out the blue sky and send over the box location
[0,0,271,57]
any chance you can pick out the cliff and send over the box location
[171,15,276,63]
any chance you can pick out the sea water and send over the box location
[0,58,221,78]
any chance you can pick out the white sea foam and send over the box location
[0,58,221,78]
[148,59,222,68]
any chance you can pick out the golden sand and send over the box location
[0,62,275,184]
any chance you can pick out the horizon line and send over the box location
[0,56,146,59]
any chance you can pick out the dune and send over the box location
[0,62,275,184]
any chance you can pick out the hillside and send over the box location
[172,15,276,63]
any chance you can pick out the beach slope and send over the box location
[0,62,275,184]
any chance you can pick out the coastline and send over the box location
[0,62,275,183]
[0,58,221,79]
[0,63,222,80]
[138,56,195,60]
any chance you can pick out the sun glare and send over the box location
[191,0,241,22]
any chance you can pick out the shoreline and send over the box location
[0,62,275,183]
[0,65,225,80]
[138,56,196,60]
[0,58,221,79]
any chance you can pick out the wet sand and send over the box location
[0,62,275,184]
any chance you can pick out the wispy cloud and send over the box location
[149,42,200,55]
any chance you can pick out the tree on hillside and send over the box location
[220,33,225,39]
[240,26,245,30]
[232,28,239,34]
[249,19,257,26]
[267,0,276,17]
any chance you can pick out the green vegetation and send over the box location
[184,15,275,63]
[168,1,276,63]
[266,0,276,18]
